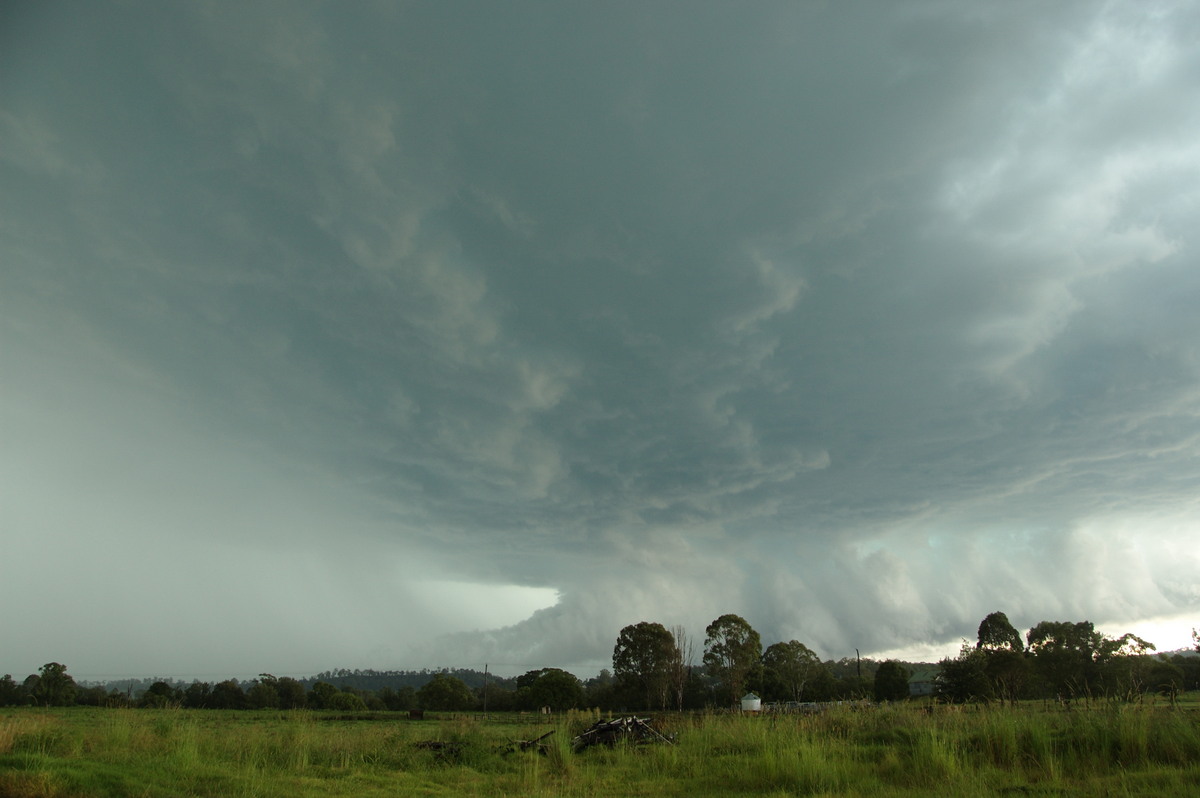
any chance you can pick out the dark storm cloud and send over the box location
[3,0,1199,677]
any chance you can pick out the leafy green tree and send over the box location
[32,663,77,707]
[247,676,281,709]
[801,666,839,702]
[476,682,514,712]
[140,681,181,708]
[977,611,1023,652]
[1026,620,1104,699]
[524,668,584,711]
[183,681,212,709]
[308,681,338,709]
[972,612,1029,703]
[1097,634,1157,699]
[512,668,541,708]
[1166,653,1200,691]
[1142,658,1185,698]
[983,648,1031,705]
[613,621,677,710]
[209,679,247,709]
[0,674,25,706]
[835,675,872,699]
[681,666,713,709]
[417,673,475,711]
[584,669,617,710]
[934,644,992,704]
[703,614,762,706]
[326,691,368,711]
[275,677,307,709]
[873,660,911,702]
[76,685,110,706]
[514,669,543,690]
[1026,620,1152,701]
[761,640,821,703]
[377,686,402,711]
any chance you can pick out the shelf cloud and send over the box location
[2,0,1198,678]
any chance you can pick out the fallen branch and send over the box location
[499,729,555,755]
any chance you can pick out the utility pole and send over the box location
[483,663,488,719]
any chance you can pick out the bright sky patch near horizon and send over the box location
[2,0,1198,682]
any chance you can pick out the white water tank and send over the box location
[740,692,761,712]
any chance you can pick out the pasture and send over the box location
[2,699,1199,796]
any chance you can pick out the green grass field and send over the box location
[3,700,1199,797]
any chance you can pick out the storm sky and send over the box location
[3,0,1199,680]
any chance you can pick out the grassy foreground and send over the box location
[2,701,1199,797]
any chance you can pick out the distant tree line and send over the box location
[3,620,1196,711]
[932,613,1199,705]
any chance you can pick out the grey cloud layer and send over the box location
[2,0,1199,675]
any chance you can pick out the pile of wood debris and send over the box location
[571,716,675,752]
[412,739,463,761]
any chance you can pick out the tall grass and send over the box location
[2,700,1199,796]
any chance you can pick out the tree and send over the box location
[703,614,762,706]
[681,666,714,709]
[667,625,694,711]
[140,681,181,708]
[761,640,821,703]
[0,674,25,706]
[1025,620,1154,701]
[983,648,1031,705]
[76,685,110,706]
[475,682,513,712]
[326,691,368,711]
[247,676,281,709]
[1142,658,1185,700]
[613,621,677,710]
[977,611,1023,652]
[1096,633,1156,699]
[523,668,584,711]
[973,611,1029,703]
[378,686,416,711]
[209,679,247,709]
[873,660,911,702]
[276,677,307,709]
[934,644,992,704]
[1166,653,1200,691]
[32,663,77,707]
[183,681,212,709]
[584,669,617,710]
[417,673,475,711]
[1026,620,1104,699]
[308,681,338,709]
[802,666,839,702]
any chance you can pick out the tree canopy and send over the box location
[416,673,475,711]
[977,611,1023,652]
[32,662,77,707]
[515,668,584,711]
[873,660,911,702]
[703,614,762,706]
[613,621,677,710]
[761,640,820,703]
